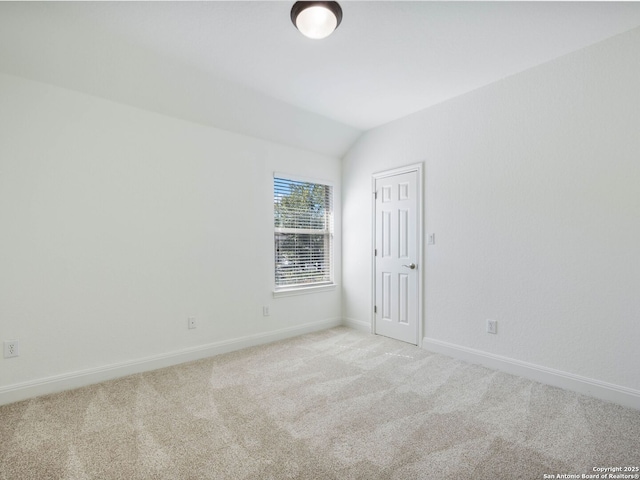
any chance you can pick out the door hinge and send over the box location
[374,191,377,200]
[374,305,377,314]
[374,249,377,256]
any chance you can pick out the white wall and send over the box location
[0,73,342,402]
[342,28,640,397]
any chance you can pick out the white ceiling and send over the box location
[2,1,640,156]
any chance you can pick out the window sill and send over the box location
[273,284,337,298]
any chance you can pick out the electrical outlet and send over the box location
[188,317,196,329]
[487,319,498,335]
[4,340,19,358]
[263,306,270,316]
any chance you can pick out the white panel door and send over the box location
[374,170,419,345]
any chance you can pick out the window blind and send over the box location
[274,177,333,289]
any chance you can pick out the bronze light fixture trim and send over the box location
[291,1,343,39]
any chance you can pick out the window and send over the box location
[274,175,333,292]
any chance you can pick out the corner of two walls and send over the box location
[0,72,342,405]
[341,27,640,408]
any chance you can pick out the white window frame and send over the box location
[273,173,335,297]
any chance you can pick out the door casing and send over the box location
[371,163,424,347]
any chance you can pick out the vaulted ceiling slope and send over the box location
[2,2,640,157]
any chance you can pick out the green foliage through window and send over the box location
[274,177,333,288]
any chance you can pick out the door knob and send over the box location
[402,263,416,270]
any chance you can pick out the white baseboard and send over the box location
[422,337,640,410]
[342,317,371,332]
[0,318,342,406]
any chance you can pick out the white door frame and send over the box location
[371,163,424,347]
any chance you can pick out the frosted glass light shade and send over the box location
[291,2,343,40]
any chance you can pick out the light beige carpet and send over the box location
[1,327,638,479]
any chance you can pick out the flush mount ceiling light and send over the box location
[291,1,343,39]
